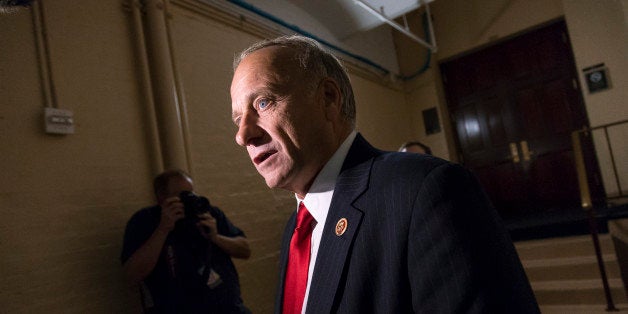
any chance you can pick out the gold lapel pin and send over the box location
[335,218,348,236]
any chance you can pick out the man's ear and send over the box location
[320,78,342,121]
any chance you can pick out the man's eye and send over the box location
[257,98,270,110]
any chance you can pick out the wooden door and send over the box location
[440,20,597,217]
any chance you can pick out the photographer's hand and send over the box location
[157,196,185,234]
[197,212,218,241]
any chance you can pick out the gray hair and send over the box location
[233,35,356,124]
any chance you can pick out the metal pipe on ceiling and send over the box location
[353,0,437,53]
[201,0,434,81]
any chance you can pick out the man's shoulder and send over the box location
[121,205,161,263]
[375,151,450,176]
[126,205,160,226]
[349,134,468,183]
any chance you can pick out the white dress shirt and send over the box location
[295,130,357,314]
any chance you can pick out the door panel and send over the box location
[455,103,484,154]
[530,150,580,207]
[441,20,596,217]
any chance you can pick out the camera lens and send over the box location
[179,191,209,220]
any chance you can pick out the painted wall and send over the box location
[564,0,628,196]
[392,8,453,160]
[432,0,564,61]
[0,1,154,312]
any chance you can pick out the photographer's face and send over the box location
[158,176,194,204]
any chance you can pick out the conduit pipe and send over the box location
[128,0,164,173]
[162,0,195,176]
[400,11,433,81]
[423,0,437,52]
[31,0,57,108]
[142,0,189,171]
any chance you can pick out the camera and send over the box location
[173,191,214,279]
[178,190,211,221]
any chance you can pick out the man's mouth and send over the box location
[253,150,277,165]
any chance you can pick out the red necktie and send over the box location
[283,202,315,314]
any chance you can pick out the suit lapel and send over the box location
[305,134,379,313]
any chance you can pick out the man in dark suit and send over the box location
[230,35,539,313]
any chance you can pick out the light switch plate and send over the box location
[45,107,75,134]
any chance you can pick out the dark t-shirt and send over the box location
[121,204,249,314]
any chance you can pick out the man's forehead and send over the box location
[238,46,301,75]
[232,47,303,95]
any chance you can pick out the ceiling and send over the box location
[215,0,437,75]
[285,0,432,39]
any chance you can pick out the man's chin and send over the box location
[261,174,289,191]
[263,176,280,189]
[256,164,283,188]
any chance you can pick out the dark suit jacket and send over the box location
[275,134,539,313]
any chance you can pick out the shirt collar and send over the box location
[295,130,357,225]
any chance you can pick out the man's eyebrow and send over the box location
[231,110,240,122]
[230,81,280,121]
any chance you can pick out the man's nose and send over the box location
[235,113,263,147]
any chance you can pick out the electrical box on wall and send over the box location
[582,63,612,94]
[422,107,441,135]
[45,107,74,134]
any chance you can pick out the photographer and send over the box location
[121,169,251,313]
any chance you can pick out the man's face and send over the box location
[230,46,336,196]
[157,176,194,205]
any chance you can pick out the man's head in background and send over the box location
[399,141,432,155]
